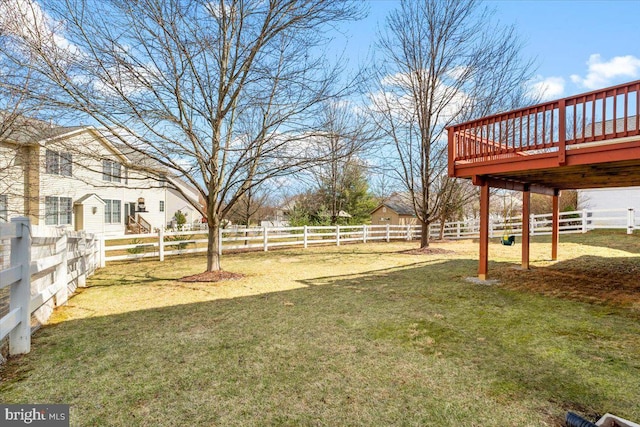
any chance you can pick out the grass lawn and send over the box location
[1,231,639,426]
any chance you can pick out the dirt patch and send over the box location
[493,256,640,309]
[401,247,455,255]
[179,270,244,283]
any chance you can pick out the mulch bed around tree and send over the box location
[401,247,456,255]
[179,270,244,283]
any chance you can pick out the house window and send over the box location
[104,199,121,223]
[45,149,72,176]
[159,201,165,212]
[60,152,72,176]
[102,160,121,182]
[0,195,7,222]
[45,196,72,225]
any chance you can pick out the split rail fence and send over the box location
[0,208,636,358]
[102,207,638,264]
[0,218,100,358]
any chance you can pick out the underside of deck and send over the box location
[455,139,640,191]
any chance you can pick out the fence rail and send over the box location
[102,208,638,263]
[0,218,100,359]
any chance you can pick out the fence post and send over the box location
[363,225,367,243]
[158,228,165,262]
[488,218,494,239]
[303,225,308,249]
[456,222,461,238]
[263,226,268,252]
[385,224,390,242]
[9,217,31,355]
[55,233,69,306]
[628,208,635,235]
[406,224,411,241]
[582,209,588,233]
[336,225,341,246]
[99,237,106,268]
[88,234,96,275]
[78,231,87,287]
[530,214,535,236]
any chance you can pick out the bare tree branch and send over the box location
[1,0,364,271]
[369,0,535,247]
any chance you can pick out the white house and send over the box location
[0,117,203,236]
[579,187,640,211]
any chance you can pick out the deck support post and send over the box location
[552,190,560,260]
[478,179,490,280]
[521,187,531,270]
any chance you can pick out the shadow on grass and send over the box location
[3,256,640,425]
[3,261,493,425]
[492,254,640,311]
[299,260,640,420]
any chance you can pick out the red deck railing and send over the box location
[448,80,640,174]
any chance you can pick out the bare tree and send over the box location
[310,102,376,224]
[369,0,534,248]
[433,176,477,239]
[225,183,275,227]
[2,0,363,271]
[531,190,577,215]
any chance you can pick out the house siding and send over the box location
[579,187,640,211]
[166,187,199,225]
[370,206,417,226]
[0,142,27,220]
[2,127,199,235]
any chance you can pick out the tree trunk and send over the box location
[206,216,222,272]
[420,220,430,248]
[438,208,448,240]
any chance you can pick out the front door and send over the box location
[74,204,83,231]
[124,202,136,223]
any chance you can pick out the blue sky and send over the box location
[338,0,640,101]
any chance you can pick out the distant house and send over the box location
[579,187,640,211]
[370,198,417,226]
[0,117,203,235]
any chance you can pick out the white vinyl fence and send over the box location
[0,218,100,358]
[102,208,638,264]
[0,208,636,357]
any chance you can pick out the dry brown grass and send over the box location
[491,230,640,311]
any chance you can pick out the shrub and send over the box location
[126,238,145,255]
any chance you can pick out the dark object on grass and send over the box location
[566,412,598,427]
[501,235,515,246]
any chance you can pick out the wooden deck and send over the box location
[448,80,640,191]
[446,80,640,279]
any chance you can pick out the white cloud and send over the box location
[92,64,156,97]
[0,0,80,60]
[372,71,470,127]
[570,54,640,90]
[445,65,470,81]
[526,75,565,101]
